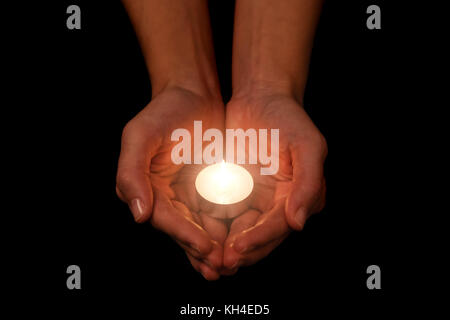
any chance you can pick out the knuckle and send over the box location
[121,120,136,141]
[115,185,124,200]
[116,168,134,191]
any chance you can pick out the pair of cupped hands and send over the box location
[116,86,327,280]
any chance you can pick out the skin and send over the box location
[222,93,327,271]
[223,0,326,273]
[118,0,227,280]
[117,88,228,280]
[117,0,327,279]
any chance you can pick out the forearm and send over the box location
[122,0,220,99]
[232,0,323,102]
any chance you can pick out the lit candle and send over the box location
[195,161,254,205]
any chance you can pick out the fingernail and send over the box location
[295,207,306,229]
[230,261,239,269]
[130,198,144,222]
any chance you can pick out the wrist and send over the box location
[151,76,222,104]
[231,79,303,106]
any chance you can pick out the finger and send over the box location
[223,209,260,269]
[177,240,205,260]
[232,201,289,254]
[185,251,202,272]
[198,215,227,269]
[227,210,261,240]
[219,267,239,276]
[185,252,220,281]
[285,142,326,230]
[235,234,288,267]
[116,121,160,223]
[200,214,229,245]
[223,207,290,269]
[179,238,223,270]
[151,196,214,256]
[288,179,326,230]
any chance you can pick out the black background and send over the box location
[14,0,417,317]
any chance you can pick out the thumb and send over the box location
[116,121,160,223]
[285,143,326,230]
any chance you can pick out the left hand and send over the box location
[222,92,328,272]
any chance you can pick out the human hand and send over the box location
[222,91,327,272]
[116,86,228,280]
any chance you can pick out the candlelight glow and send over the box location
[195,161,254,205]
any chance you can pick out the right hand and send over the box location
[116,86,227,280]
